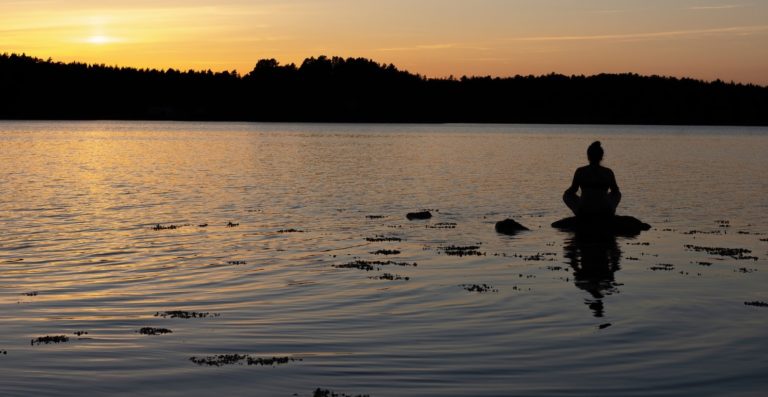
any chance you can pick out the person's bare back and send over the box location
[563,142,621,217]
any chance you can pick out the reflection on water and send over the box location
[1,121,768,397]
[563,231,622,317]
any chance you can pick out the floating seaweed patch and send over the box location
[138,327,173,335]
[278,229,304,233]
[74,331,88,336]
[439,245,485,257]
[627,242,651,246]
[189,354,301,367]
[650,264,675,271]
[684,245,757,260]
[696,261,713,266]
[626,257,639,261]
[427,222,457,229]
[334,262,377,271]
[152,224,181,231]
[735,268,758,274]
[365,236,402,242]
[198,223,208,228]
[155,311,219,319]
[227,260,247,265]
[760,238,768,242]
[23,291,38,296]
[31,335,69,345]
[460,283,498,293]
[365,215,386,219]
[313,388,370,397]
[744,301,768,307]
[684,230,722,235]
[370,249,401,255]
[521,253,557,261]
[226,222,240,227]
[370,273,410,281]
[598,323,612,330]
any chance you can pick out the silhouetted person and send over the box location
[563,141,621,218]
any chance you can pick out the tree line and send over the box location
[2,53,767,125]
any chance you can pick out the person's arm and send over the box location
[565,169,580,195]
[608,169,621,196]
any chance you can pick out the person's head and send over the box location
[587,141,604,165]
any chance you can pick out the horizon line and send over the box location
[3,52,767,88]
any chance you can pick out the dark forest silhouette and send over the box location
[2,53,767,125]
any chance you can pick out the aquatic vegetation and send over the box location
[152,224,181,231]
[370,273,410,281]
[460,284,498,293]
[427,222,457,229]
[650,264,675,271]
[744,301,768,307]
[31,335,69,345]
[365,236,402,242]
[684,245,757,260]
[138,327,173,335]
[599,323,612,329]
[370,249,400,255]
[365,215,386,219]
[227,260,247,265]
[74,331,88,336]
[334,260,417,271]
[226,222,239,227]
[278,229,304,233]
[313,388,370,397]
[189,354,301,367]
[198,223,209,228]
[438,245,485,257]
[23,291,38,296]
[154,311,219,319]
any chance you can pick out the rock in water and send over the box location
[495,219,529,235]
[406,211,432,220]
[552,215,651,237]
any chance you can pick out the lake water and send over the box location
[1,121,767,397]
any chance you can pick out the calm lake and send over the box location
[1,121,767,396]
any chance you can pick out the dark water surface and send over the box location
[1,121,767,396]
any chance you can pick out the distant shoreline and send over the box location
[4,119,768,130]
[3,54,768,126]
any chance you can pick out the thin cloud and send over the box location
[507,25,768,43]
[690,4,749,10]
[376,43,492,52]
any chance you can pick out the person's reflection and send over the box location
[564,231,622,317]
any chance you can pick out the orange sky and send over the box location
[1,0,767,84]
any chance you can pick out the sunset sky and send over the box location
[1,0,767,84]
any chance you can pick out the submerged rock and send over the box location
[495,219,529,235]
[406,211,432,220]
[552,215,651,237]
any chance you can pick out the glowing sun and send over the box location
[86,35,113,45]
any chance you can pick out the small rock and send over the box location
[495,219,529,235]
[406,211,432,220]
